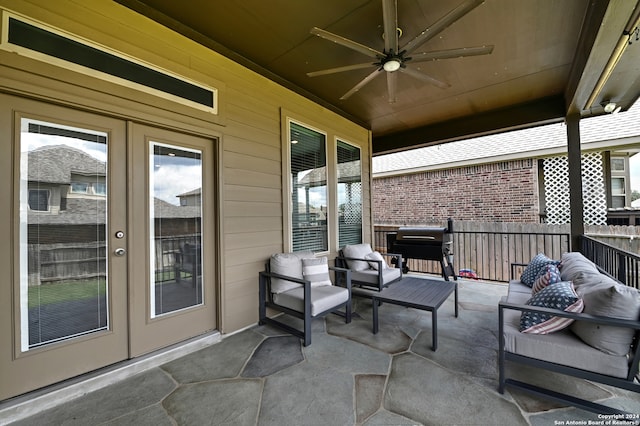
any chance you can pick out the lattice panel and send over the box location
[543,153,607,225]
[343,182,362,224]
[581,152,607,225]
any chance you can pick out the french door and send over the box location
[0,95,216,400]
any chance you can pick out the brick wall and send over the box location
[373,159,540,225]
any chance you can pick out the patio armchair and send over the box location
[335,243,403,291]
[259,252,352,346]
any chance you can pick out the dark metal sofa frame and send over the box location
[258,263,352,346]
[335,250,403,291]
[498,265,640,416]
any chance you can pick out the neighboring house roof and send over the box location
[154,197,201,219]
[28,145,106,183]
[177,188,201,198]
[373,103,640,176]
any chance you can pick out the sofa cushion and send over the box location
[270,251,314,294]
[520,253,560,287]
[365,251,388,270]
[570,275,640,356]
[503,308,630,378]
[559,251,599,282]
[302,256,332,288]
[520,281,583,334]
[531,264,561,295]
[352,268,401,286]
[273,285,349,317]
[342,243,373,271]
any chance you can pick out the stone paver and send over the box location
[10,277,636,426]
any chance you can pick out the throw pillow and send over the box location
[570,278,640,356]
[364,251,388,270]
[520,253,561,287]
[342,243,373,271]
[302,257,333,287]
[531,264,561,295]
[520,281,584,334]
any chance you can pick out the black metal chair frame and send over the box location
[498,300,640,416]
[335,250,403,291]
[174,243,201,287]
[258,263,352,346]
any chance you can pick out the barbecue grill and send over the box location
[386,218,456,280]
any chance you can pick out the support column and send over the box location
[566,113,584,251]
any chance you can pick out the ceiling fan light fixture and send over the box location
[603,101,619,114]
[383,59,401,72]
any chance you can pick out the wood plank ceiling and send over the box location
[117,0,640,154]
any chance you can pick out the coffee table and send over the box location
[353,277,458,351]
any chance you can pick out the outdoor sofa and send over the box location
[498,251,640,415]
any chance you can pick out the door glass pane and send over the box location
[150,142,203,317]
[20,119,108,350]
[337,140,362,247]
[290,122,327,252]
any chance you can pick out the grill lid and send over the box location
[396,227,447,241]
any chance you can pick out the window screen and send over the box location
[290,122,327,252]
[337,140,362,247]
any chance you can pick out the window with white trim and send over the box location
[337,140,362,247]
[289,122,328,252]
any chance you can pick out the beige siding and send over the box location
[0,0,370,334]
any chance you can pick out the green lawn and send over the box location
[28,279,107,308]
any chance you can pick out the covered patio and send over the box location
[6,276,639,425]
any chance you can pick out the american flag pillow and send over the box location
[520,281,583,334]
[531,264,562,295]
[520,253,561,287]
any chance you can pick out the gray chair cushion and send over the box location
[273,285,349,317]
[270,251,314,294]
[352,268,401,286]
[342,243,373,271]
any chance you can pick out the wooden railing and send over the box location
[581,235,640,289]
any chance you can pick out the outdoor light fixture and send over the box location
[603,101,622,114]
[383,59,401,72]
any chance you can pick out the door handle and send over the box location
[114,248,126,256]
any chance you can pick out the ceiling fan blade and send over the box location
[402,0,485,54]
[382,0,398,53]
[311,27,383,58]
[387,71,398,103]
[340,69,383,100]
[399,67,450,89]
[411,45,494,62]
[307,63,375,77]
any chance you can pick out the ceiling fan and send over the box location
[307,0,494,103]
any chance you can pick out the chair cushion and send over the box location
[351,268,401,286]
[342,243,373,271]
[570,274,640,356]
[273,285,349,317]
[365,251,388,270]
[520,253,560,287]
[531,264,561,295]
[302,257,332,287]
[270,251,314,294]
[519,281,583,334]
